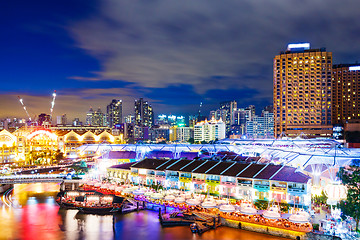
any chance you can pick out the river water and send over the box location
[0,183,288,240]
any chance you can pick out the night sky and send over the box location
[1,0,360,122]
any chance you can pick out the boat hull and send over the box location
[78,206,121,214]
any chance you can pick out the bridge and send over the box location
[0,174,65,184]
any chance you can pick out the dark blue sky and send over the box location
[1,0,360,121]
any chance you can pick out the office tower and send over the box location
[73,118,81,126]
[273,43,333,138]
[219,100,237,134]
[56,114,67,125]
[86,107,94,125]
[93,108,104,126]
[107,99,122,128]
[125,115,135,124]
[246,109,274,139]
[86,107,105,126]
[134,98,154,127]
[332,64,360,125]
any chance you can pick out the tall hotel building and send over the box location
[273,43,333,138]
[332,64,360,125]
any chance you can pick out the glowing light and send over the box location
[349,66,360,71]
[287,43,310,50]
[26,130,58,141]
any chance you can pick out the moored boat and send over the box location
[76,194,125,214]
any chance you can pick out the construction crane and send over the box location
[17,90,57,125]
[17,96,32,121]
[50,90,56,120]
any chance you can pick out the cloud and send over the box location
[67,0,360,110]
[0,87,142,122]
[67,76,102,81]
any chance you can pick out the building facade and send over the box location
[107,99,123,128]
[194,118,226,142]
[107,158,312,207]
[332,64,360,125]
[274,43,333,138]
[246,110,274,139]
[169,126,194,142]
[135,98,154,128]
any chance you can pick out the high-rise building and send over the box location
[124,115,135,124]
[56,114,67,125]
[86,107,105,126]
[107,99,122,128]
[194,117,226,143]
[273,43,333,138]
[246,110,274,139]
[134,98,154,128]
[94,108,105,126]
[219,100,237,135]
[86,108,94,125]
[332,64,360,125]
[169,126,194,142]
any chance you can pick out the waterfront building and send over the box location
[0,126,123,163]
[107,158,312,207]
[332,64,360,125]
[194,118,226,143]
[273,43,333,138]
[107,99,122,128]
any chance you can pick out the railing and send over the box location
[288,187,306,194]
[0,174,65,184]
[271,186,287,191]
[253,184,270,191]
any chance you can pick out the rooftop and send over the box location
[131,158,311,183]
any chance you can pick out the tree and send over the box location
[188,138,194,144]
[312,190,328,207]
[337,166,360,231]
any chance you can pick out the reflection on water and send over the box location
[0,183,289,240]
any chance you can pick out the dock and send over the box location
[120,199,145,214]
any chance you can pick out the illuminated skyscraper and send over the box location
[107,99,122,128]
[134,98,154,128]
[273,43,333,138]
[219,100,237,135]
[332,64,360,125]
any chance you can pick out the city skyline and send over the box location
[1,0,360,121]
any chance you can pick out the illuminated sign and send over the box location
[287,43,310,50]
[349,66,360,71]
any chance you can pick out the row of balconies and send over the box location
[131,168,308,193]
